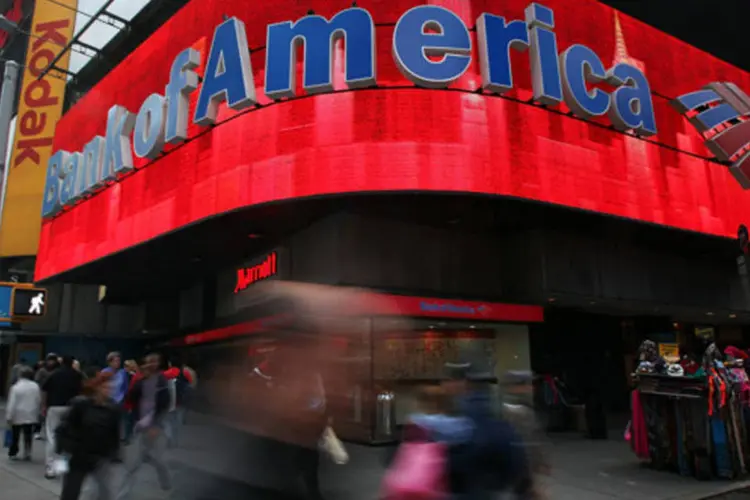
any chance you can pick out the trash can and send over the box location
[375,391,396,439]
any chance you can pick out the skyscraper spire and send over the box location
[612,11,645,73]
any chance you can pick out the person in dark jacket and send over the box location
[444,363,531,499]
[57,371,122,500]
[118,352,172,500]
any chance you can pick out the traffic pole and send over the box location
[0,60,20,225]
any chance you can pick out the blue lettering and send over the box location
[525,3,562,106]
[165,48,200,144]
[41,150,69,218]
[476,13,529,94]
[560,45,610,118]
[265,8,376,99]
[58,153,82,206]
[101,105,135,183]
[393,6,472,88]
[79,136,105,195]
[607,63,657,137]
[194,18,255,126]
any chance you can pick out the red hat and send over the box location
[724,346,748,359]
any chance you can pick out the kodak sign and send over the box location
[0,0,77,256]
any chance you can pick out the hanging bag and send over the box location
[3,428,12,448]
[319,426,349,464]
[381,441,448,499]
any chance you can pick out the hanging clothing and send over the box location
[630,390,649,460]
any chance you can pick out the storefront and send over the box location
[30,0,750,444]
[171,271,542,442]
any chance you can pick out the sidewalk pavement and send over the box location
[2,405,750,500]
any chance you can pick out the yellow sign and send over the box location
[0,0,77,256]
[659,343,679,361]
[695,327,715,340]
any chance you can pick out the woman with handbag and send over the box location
[56,371,122,500]
[5,367,41,461]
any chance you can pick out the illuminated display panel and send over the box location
[36,0,750,281]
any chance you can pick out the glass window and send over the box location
[58,0,157,75]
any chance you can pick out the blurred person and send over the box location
[36,353,59,388]
[408,385,473,444]
[35,354,60,442]
[33,360,46,440]
[122,360,140,443]
[123,360,139,379]
[56,371,122,500]
[442,362,530,500]
[500,371,550,500]
[163,358,193,448]
[101,352,129,442]
[6,366,41,461]
[383,385,474,498]
[9,357,28,385]
[101,352,129,408]
[277,341,328,500]
[119,353,172,499]
[42,355,84,479]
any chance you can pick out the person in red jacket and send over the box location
[122,360,142,443]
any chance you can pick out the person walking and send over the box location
[5,367,41,461]
[9,357,28,386]
[34,354,59,441]
[42,355,84,479]
[441,362,531,500]
[101,352,129,441]
[163,359,193,447]
[122,360,140,443]
[118,352,172,499]
[56,372,122,500]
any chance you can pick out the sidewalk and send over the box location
[2,405,750,500]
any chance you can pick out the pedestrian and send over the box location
[163,358,194,447]
[118,352,172,499]
[441,362,531,499]
[280,347,327,500]
[5,366,41,461]
[32,360,46,440]
[101,352,128,406]
[42,355,84,479]
[101,352,129,441]
[122,360,140,443]
[56,371,122,500]
[35,355,60,442]
[500,371,550,499]
[9,357,28,386]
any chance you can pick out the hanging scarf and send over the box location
[630,390,650,460]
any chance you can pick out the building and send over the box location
[12,0,750,441]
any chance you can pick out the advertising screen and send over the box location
[35,0,750,281]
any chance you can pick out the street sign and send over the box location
[12,287,47,318]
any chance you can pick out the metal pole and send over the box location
[0,61,19,226]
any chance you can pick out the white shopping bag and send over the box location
[53,457,69,475]
[319,426,349,465]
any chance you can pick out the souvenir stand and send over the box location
[629,341,749,480]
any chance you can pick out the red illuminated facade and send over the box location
[35,0,750,282]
